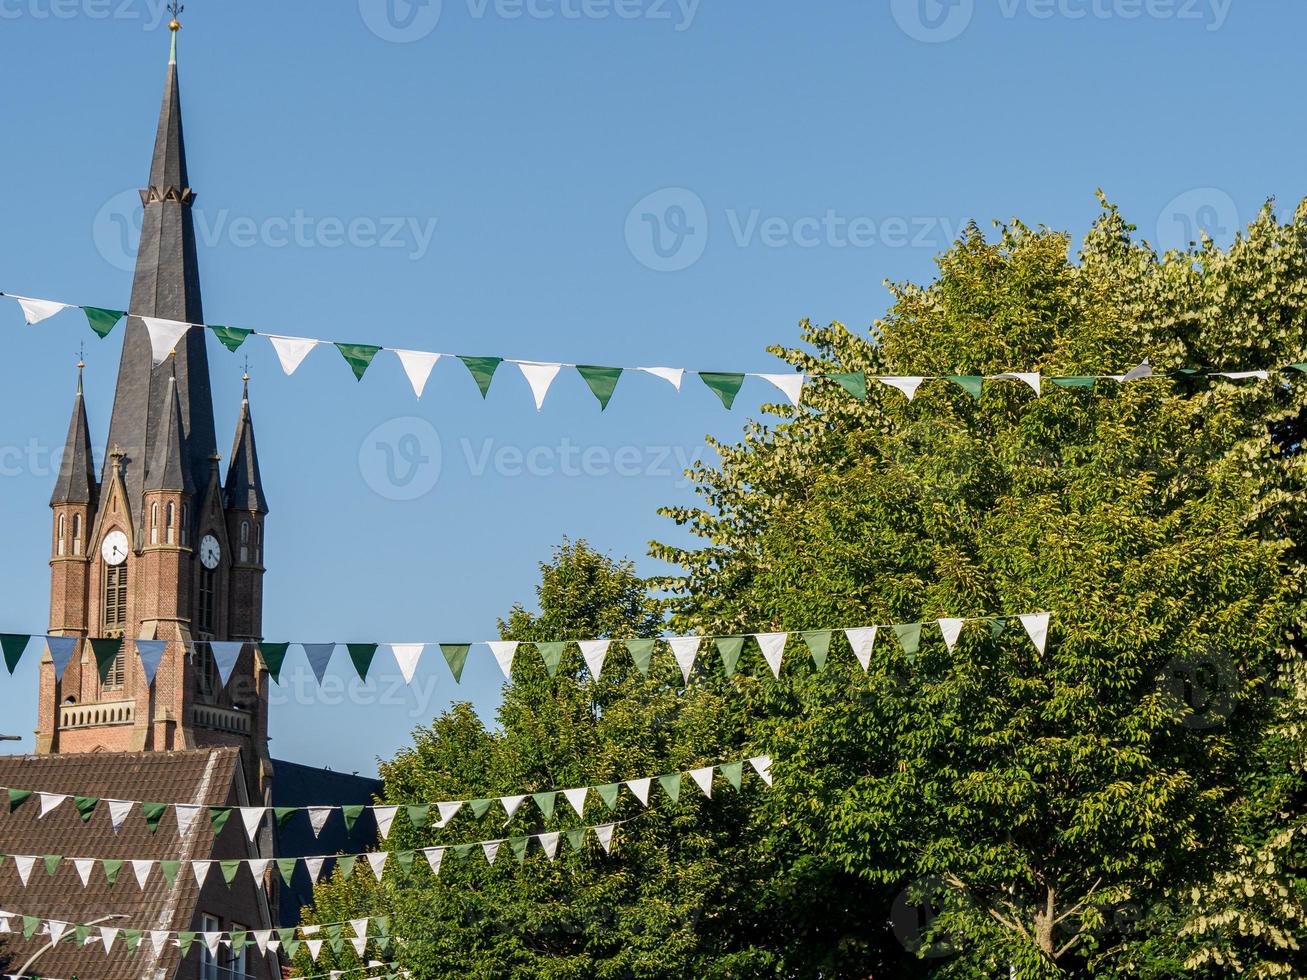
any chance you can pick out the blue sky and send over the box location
[0,0,1299,774]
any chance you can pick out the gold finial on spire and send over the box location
[168,0,183,30]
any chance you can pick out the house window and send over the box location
[198,568,216,634]
[166,502,175,544]
[72,514,81,555]
[199,913,219,980]
[57,515,65,556]
[103,563,128,631]
[229,922,250,977]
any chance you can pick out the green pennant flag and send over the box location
[258,642,291,684]
[376,915,391,935]
[1,633,31,674]
[715,636,745,675]
[452,843,476,864]
[800,630,832,670]
[989,618,1007,640]
[946,375,984,400]
[220,859,242,886]
[177,931,196,955]
[326,924,343,941]
[532,791,557,820]
[209,324,252,352]
[396,849,415,874]
[123,929,142,952]
[893,622,922,662]
[73,795,99,822]
[274,807,299,831]
[536,642,566,678]
[43,854,62,875]
[342,805,364,833]
[330,937,345,955]
[210,807,232,836]
[230,930,248,954]
[160,860,180,886]
[699,372,746,409]
[22,916,39,940]
[658,772,682,803]
[91,637,123,682]
[1288,363,1307,374]
[406,804,429,829]
[142,801,168,833]
[347,643,378,680]
[82,306,125,339]
[565,828,586,853]
[337,854,358,880]
[595,783,620,811]
[276,858,298,885]
[336,343,382,381]
[470,798,493,819]
[441,643,471,682]
[276,927,297,946]
[8,788,32,812]
[828,372,867,400]
[624,638,655,676]
[509,836,529,864]
[1050,376,1096,389]
[460,356,503,397]
[103,858,123,885]
[721,760,745,790]
[576,365,623,410]
[75,923,91,945]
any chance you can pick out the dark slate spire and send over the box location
[50,363,98,507]
[101,33,217,533]
[224,376,269,514]
[145,367,193,493]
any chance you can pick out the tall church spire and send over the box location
[225,375,269,514]
[101,25,217,540]
[49,362,98,507]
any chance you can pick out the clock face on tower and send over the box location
[199,534,221,570]
[101,530,129,566]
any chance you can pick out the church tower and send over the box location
[38,33,272,801]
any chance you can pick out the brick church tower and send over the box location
[38,39,272,801]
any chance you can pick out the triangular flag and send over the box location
[308,808,332,837]
[99,925,120,953]
[73,858,96,888]
[536,641,566,678]
[239,807,265,842]
[509,836,529,865]
[302,643,336,684]
[337,855,358,880]
[879,376,926,401]
[800,630,832,670]
[938,618,965,652]
[1019,613,1051,655]
[342,805,364,832]
[210,806,232,836]
[209,324,251,352]
[258,642,291,684]
[1120,358,1152,382]
[720,760,744,790]
[435,801,463,827]
[460,355,503,397]
[136,639,168,686]
[366,851,388,880]
[595,783,620,811]
[350,918,369,940]
[304,857,326,882]
[623,637,656,676]
[390,643,424,685]
[1,633,30,674]
[406,804,429,829]
[141,316,193,365]
[42,854,62,876]
[487,641,518,680]
[578,639,610,680]
[994,371,1041,395]
[248,859,270,884]
[626,777,652,805]
[657,773,682,803]
[828,371,867,400]
[749,755,774,786]
[637,366,684,389]
[756,372,805,407]
[516,361,563,410]
[191,861,211,887]
[74,795,99,822]
[82,306,125,338]
[566,828,587,853]
[10,295,70,325]
[844,627,878,670]
[688,766,714,798]
[470,798,494,819]
[335,343,382,381]
[37,793,67,818]
[91,637,123,682]
[563,787,588,817]
[594,823,616,854]
[47,920,68,945]
[753,633,788,678]
[945,375,984,400]
[441,643,471,682]
[668,636,701,683]
[131,859,153,889]
[699,372,746,409]
[1214,370,1270,381]
[14,856,36,886]
[142,801,168,834]
[500,795,527,820]
[482,840,502,865]
[103,858,123,884]
[375,806,399,840]
[393,350,441,397]
[893,623,922,661]
[273,806,298,831]
[159,860,180,886]
[715,636,744,675]
[107,799,134,834]
[208,640,245,687]
[424,848,445,876]
[576,365,623,410]
[532,792,556,820]
[44,636,78,679]
[266,335,320,375]
[346,643,378,680]
[175,804,201,837]
[538,832,560,860]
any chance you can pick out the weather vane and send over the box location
[168,1,183,30]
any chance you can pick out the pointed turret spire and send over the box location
[224,373,268,514]
[145,360,193,493]
[50,361,98,507]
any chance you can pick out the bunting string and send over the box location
[6,293,1301,411]
[2,967,402,980]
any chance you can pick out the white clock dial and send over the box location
[199,534,221,570]
[100,530,129,566]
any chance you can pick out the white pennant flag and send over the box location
[500,795,527,820]
[539,831,561,860]
[0,914,10,933]
[578,640,610,680]
[37,793,67,818]
[248,859,270,883]
[1019,612,1051,655]
[516,361,563,410]
[191,861,211,887]
[424,848,445,876]
[47,921,68,946]
[176,804,202,838]
[308,807,332,837]
[304,857,326,882]
[307,938,325,962]
[749,755,774,786]
[302,924,321,936]
[107,799,134,834]
[668,636,701,683]
[844,627,878,670]
[637,366,685,389]
[131,859,153,889]
[753,632,788,678]
[563,787,588,817]
[392,350,441,398]
[149,931,169,954]
[366,851,388,881]
[994,372,1041,395]
[10,295,71,325]
[350,918,370,940]
[879,376,927,401]
[626,777,652,806]
[938,618,965,652]
[435,801,462,827]
[482,840,502,865]
[266,335,320,375]
[253,930,271,955]
[351,936,368,957]
[239,807,266,842]
[74,858,96,888]
[1118,358,1152,383]
[99,926,120,953]
[1215,370,1269,381]
[486,641,518,680]
[374,806,399,840]
[594,823,616,854]
[203,933,224,958]
[688,766,714,798]
[14,857,35,887]
[390,643,425,685]
[141,316,193,366]
[756,373,805,407]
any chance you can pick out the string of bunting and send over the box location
[8,293,1302,410]
[1,962,402,980]
[0,612,1052,689]
[3,755,772,841]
